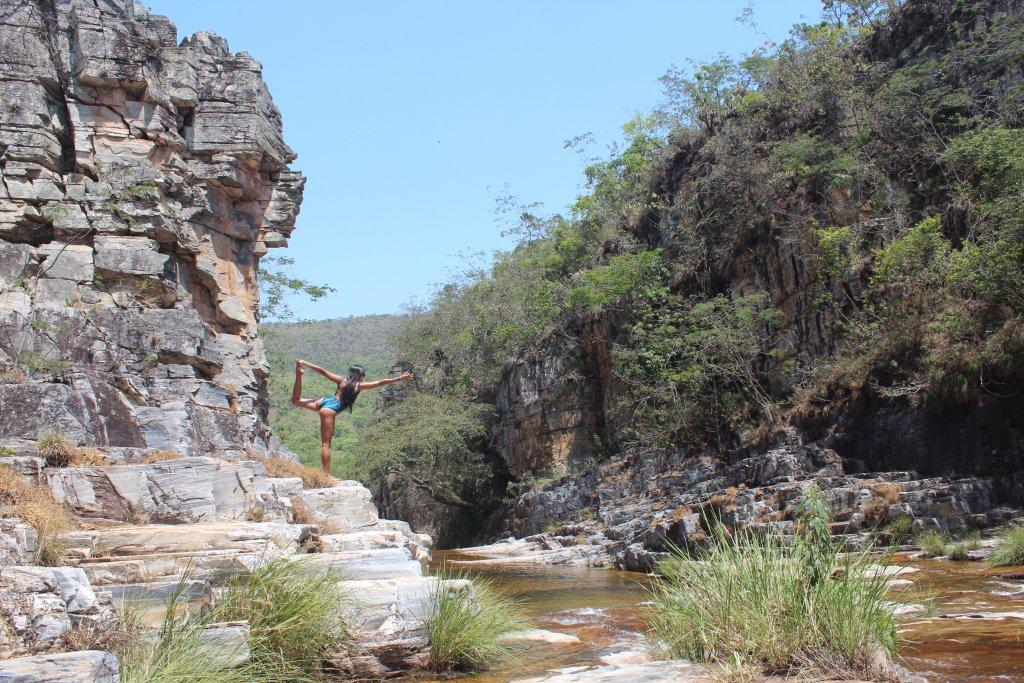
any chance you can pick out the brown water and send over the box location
[897,557,1024,681]
[413,551,1024,682]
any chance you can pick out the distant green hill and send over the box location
[263,314,405,473]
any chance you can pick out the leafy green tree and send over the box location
[258,255,335,322]
[351,391,497,511]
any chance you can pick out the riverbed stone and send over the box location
[500,629,582,645]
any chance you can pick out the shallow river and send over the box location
[412,551,1024,682]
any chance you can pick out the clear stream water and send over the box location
[411,552,1024,682]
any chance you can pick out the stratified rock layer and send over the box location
[0,0,304,457]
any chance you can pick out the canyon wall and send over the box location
[0,0,303,457]
[483,0,1024,551]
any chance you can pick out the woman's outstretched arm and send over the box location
[360,371,414,390]
[296,359,345,384]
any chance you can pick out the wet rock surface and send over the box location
[515,660,717,682]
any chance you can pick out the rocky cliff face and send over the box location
[0,0,302,457]
[482,0,1024,551]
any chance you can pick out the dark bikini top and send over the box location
[334,380,360,412]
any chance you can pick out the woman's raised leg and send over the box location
[290,360,320,411]
[318,407,337,472]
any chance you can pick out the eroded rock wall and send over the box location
[0,0,303,456]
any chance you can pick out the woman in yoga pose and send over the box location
[291,358,413,471]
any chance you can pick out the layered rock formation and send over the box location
[474,0,1024,560]
[469,445,1020,571]
[0,0,302,457]
[0,450,449,678]
[0,3,471,680]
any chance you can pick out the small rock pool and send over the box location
[407,551,1024,682]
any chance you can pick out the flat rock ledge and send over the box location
[0,651,119,683]
[446,534,612,567]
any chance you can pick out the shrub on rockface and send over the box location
[346,391,498,519]
[648,486,898,677]
[614,289,783,451]
[36,432,79,468]
[0,464,72,565]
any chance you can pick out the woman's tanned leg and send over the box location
[318,407,336,472]
[291,360,319,411]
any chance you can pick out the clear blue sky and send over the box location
[144,0,822,320]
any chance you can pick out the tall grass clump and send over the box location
[36,432,79,467]
[0,464,72,565]
[916,529,950,557]
[648,485,898,678]
[989,525,1024,567]
[212,559,351,680]
[425,572,524,672]
[119,579,248,683]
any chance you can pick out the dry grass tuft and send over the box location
[245,505,267,523]
[0,464,73,565]
[259,456,336,489]
[36,432,80,467]
[290,497,316,526]
[71,447,110,467]
[863,483,903,526]
[36,433,111,467]
[140,449,183,464]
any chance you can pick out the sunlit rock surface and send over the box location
[0,0,304,458]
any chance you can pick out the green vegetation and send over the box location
[263,315,403,474]
[425,573,524,672]
[339,0,1024,546]
[213,560,351,680]
[916,529,950,558]
[351,392,496,512]
[116,560,350,682]
[648,486,898,677]
[615,291,782,451]
[989,525,1024,568]
[883,516,913,541]
[118,580,247,683]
